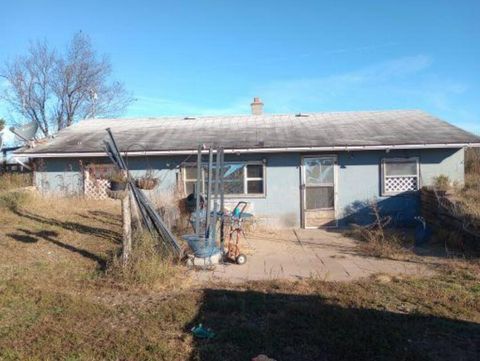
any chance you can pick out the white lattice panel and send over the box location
[84,176,110,199]
[385,176,417,193]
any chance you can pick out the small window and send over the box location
[247,164,263,178]
[184,166,199,194]
[182,162,265,197]
[86,164,115,180]
[382,158,419,195]
[246,164,264,194]
[223,164,245,194]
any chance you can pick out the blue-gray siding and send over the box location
[34,148,465,228]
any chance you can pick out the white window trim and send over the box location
[182,161,266,198]
[381,157,420,196]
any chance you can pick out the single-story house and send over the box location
[15,99,480,228]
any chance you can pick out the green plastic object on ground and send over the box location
[191,323,215,339]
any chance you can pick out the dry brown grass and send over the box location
[1,191,480,360]
[0,192,121,287]
[345,201,413,259]
[347,226,411,258]
[445,154,480,250]
[107,231,188,290]
[458,173,480,217]
[458,148,480,216]
[0,189,32,210]
[0,191,189,291]
[465,147,480,174]
[0,172,32,191]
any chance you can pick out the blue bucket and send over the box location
[182,234,221,258]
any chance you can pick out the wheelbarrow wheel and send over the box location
[236,254,247,265]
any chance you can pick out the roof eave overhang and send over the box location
[14,142,480,158]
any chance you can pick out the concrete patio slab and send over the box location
[192,229,434,283]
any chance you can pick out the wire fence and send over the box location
[415,147,479,256]
[422,185,480,256]
[465,147,480,174]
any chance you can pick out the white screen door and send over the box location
[302,156,337,228]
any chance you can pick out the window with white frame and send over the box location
[183,167,199,195]
[182,162,265,196]
[382,157,419,195]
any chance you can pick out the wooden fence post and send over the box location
[129,191,143,233]
[122,195,132,264]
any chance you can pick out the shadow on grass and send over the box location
[8,229,107,270]
[187,289,480,361]
[76,210,122,228]
[12,208,121,244]
[7,233,38,243]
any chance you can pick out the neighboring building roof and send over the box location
[16,110,480,157]
[1,146,30,170]
[1,146,23,164]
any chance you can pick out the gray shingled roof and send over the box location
[17,110,480,155]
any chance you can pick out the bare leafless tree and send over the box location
[1,40,55,136]
[1,32,134,137]
[52,33,133,130]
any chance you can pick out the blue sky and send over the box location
[1,0,479,134]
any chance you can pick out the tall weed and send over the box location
[107,232,183,289]
[0,190,32,210]
[346,201,407,258]
[0,173,32,191]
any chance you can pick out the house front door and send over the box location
[301,156,337,228]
